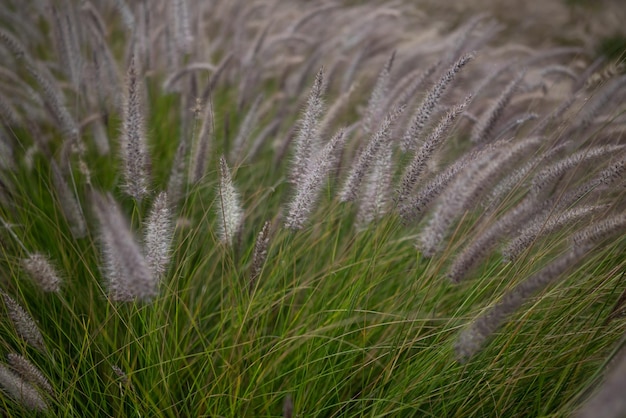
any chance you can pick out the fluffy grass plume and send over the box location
[290,67,326,187]
[21,252,63,292]
[217,155,243,245]
[286,128,346,229]
[121,54,150,201]
[401,52,473,151]
[397,95,471,202]
[1,292,46,353]
[7,353,55,398]
[249,220,271,290]
[339,105,404,202]
[93,192,157,301]
[144,191,173,279]
[0,363,47,411]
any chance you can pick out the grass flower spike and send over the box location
[7,353,55,398]
[1,292,46,353]
[0,364,47,411]
[217,156,243,245]
[21,253,63,292]
[286,129,346,229]
[290,67,325,187]
[144,191,174,280]
[93,192,157,301]
[121,55,150,201]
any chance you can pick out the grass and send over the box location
[0,1,625,417]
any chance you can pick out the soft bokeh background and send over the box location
[398,0,626,52]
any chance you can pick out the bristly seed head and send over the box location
[340,106,404,203]
[21,252,63,292]
[290,67,326,187]
[93,192,157,302]
[286,128,346,229]
[0,363,47,411]
[121,54,150,201]
[217,156,243,245]
[144,191,174,280]
[402,52,474,151]
[1,292,46,353]
[7,353,55,398]
[249,220,271,290]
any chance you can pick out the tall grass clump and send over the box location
[0,0,625,416]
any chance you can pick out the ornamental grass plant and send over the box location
[0,1,625,416]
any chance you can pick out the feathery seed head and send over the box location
[113,0,135,31]
[402,52,474,151]
[574,345,626,418]
[419,136,540,257]
[26,63,79,141]
[0,28,29,60]
[0,364,47,411]
[144,191,173,280]
[7,354,54,398]
[470,70,526,143]
[447,195,541,283]
[456,247,583,362]
[399,157,467,223]
[21,253,62,293]
[398,95,472,202]
[217,156,243,245]
[121,55,150,201]
[503,205,607,262]
[93,192,157,302]
[230,94,263,162]
[571,214,626,248]
[340,106,404,202]
[189,98,214,184]
[1,292,46,353]
[173,0,194,53]
[111,365,134,391]
[290,67,326,187]
[531,145,625,196]
[363,50,396,134]
[167,135,189,208]
[250,221,271,290]
[357,140,394,226]
[286,128,346,229]
[50,4,82,87]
